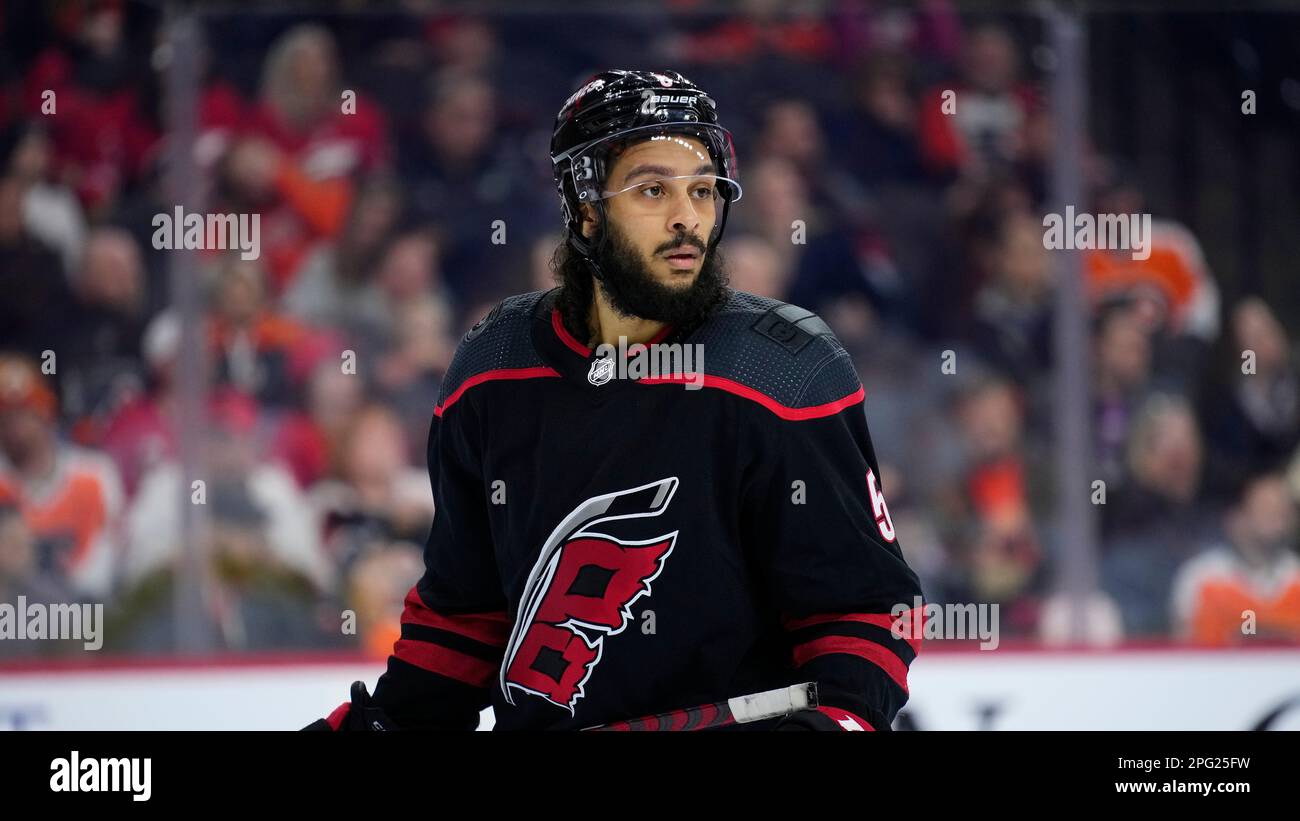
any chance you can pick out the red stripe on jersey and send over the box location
[551,309,674,354]
[393,638,498,688]
[551,309,591,356]
[816,706,875,731]
[435,367,562,416]
[783,608,925,655]
[638,374,865,421]
[400,589,509,647]
[647,323,675,345]
[791,635,911,694]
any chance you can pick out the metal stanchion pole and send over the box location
[1046,4,1100,643]
[162,12,214,654]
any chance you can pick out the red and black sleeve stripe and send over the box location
[371,587,510,729]
[392,588,509,689]
[782,605,924,729]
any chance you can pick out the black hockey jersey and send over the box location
[368,287,924,731]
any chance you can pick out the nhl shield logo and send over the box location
[587,356,615,386]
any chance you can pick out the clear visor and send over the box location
[559,122,743,210]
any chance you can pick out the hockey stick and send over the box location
[582,682,818,731]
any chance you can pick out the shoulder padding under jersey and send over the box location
[437,290,550,410]
[690,290,861,412]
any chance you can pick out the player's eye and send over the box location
[640,184,665,199]
[691,183,716,200]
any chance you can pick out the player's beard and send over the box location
[552,221,728,346]
[592,220,727,326]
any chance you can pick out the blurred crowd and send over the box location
[1,1,1298,658]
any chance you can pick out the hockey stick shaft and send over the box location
[584,682,818,731]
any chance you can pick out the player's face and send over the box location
[593,135,719,287]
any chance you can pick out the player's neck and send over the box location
[587,291,667,348]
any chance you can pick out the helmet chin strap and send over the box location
[567,200,612,284]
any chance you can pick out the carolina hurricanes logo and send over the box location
[501,477,679,713]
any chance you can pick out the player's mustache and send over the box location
[653,233,707,255]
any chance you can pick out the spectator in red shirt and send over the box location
[917,24,1040,184]
[269,358,365,491]
[221,23,389,292]
[99,310,180,498]
[22,3,158,214]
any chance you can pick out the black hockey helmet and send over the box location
[550,69,742,276]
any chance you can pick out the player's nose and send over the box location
[666,196,702,236]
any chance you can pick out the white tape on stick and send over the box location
[727,682,818,723]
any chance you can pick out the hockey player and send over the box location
[308,69,923,731]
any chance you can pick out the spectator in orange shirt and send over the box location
[0,354,124,598]
[1084,175,1221,395]
[207,255,326,410]
[1171,472,1300,645]
[0,501,79,658]
[0,501,74,604]
[937,375,1047,634]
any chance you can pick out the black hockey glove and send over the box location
[302,681,396,731]
[775,686,888,731]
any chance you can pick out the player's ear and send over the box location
[579,203,600,239]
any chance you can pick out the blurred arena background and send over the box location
[1,0,1299,730]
